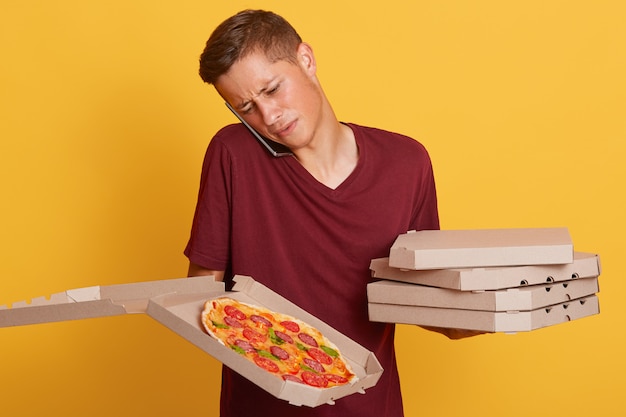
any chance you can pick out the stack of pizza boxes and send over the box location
[367,228,601,333]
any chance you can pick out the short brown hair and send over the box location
[199,10,303,84]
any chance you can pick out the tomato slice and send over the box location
[325,374,349,384]
[243,328,267,343]
[253,356,280,373]
[280,320,300,333]
[307,348,333,365]
[301,371,328,388]
[224,305,246,320]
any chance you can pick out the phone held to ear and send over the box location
[225,102,294,157]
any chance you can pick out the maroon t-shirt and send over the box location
[185,123,439,417]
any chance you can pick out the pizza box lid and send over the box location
[367,276,599,312]
[0,276,218,327]
[0,275,382,407]
[389,228,574,270]
[368,294,599,333]
[370,252,600,291]
[146,275,383,407]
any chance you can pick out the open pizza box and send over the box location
[146,275,383,407]
[0,275,382,407]
[389,228,574,270]
[0,276,214,325]
[370,252,601,291]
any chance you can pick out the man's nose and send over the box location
[258,101,281,126]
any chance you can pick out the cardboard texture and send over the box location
[0,275,382,407]
[0,277,215,327]
[367,276,599,311]
[368,294,599,333]
[370,252,601,291]
[147,275,382,407]
[389,228,574,270]
[370,229,600,333]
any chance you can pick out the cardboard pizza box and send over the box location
[0,275,382,407]
[370,252,601,291]
[0,276,216,327]
[389,228,574,270]
[367,276,599,311]
[147,275,383,407]
[368,294,599,333]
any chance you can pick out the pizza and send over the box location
[201,297,357,388]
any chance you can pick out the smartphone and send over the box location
[225,101,293,157]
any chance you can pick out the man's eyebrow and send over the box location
[235,100,251,111]
[234,78,277,110]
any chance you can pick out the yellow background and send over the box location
[1,1,624,416]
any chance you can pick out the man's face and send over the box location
[214,44,324,150]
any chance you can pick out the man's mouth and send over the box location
[273,120,296,138]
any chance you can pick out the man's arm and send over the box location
[187,262,225,282]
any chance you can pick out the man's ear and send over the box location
[297,42,317,76]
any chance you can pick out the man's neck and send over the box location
[293,122,358,190]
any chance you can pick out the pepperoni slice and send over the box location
[280,320,300,333]
[273,330,293,344]
[307,348,333,365]
[243,328,267,343]
[253,356,279,373]
[234,339,256,353]
[282,375,304,384]
[298,333,318,348]
[250,314,273,327]
[324,374,349,384]
[270,346,290,360]
[223,316,244,328]
[224,305,246,320]
[303,358,325,373]
[301,371,328,388]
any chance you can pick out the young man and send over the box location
[185,10,440,417]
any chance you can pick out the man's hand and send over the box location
[187,263,225,281]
